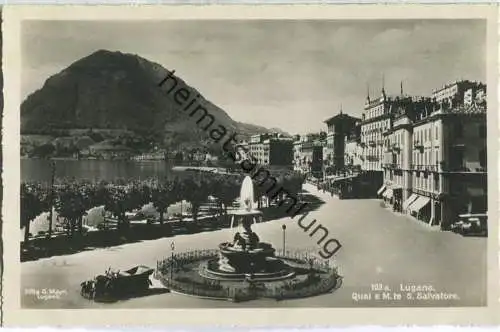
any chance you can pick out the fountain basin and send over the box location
[217,242,277,273]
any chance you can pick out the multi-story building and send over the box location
[262,136,294,167]
[344,120,362,172]
[246,133,294,167]
[380,96,430,211]
[248,134,265,164]
[431,80,485,105]
[324,111,359,174]
[358,88,393,193]
[379,81,487,229]
[298,137,324,177]
[360,89,392,172]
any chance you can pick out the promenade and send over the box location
[21,184,486,308]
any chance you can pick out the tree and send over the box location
[102,182,148,232]
[102,184,129,231]
[182,176,210,222]
[212,175,240,215]
[54,183,89,237]
[77,181,99,234]
[21,183,49,243]
[29,143,55,159]
[151,179,177,225]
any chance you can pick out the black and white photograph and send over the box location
[2,5,497,326]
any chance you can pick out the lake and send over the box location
[21,159,175,183]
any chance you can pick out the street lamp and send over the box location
[282,224,286,256]
[170,241,175,282]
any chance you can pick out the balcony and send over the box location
[385,163,400,170]
[368,141,376,147]
[366,155,379,162]
[413,140,424,152]
[392,145,401,154]
[426,165,438,172]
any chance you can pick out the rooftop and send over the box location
[324,112,361,125]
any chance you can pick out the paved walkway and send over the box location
[21,184,486,308]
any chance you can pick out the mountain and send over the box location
[21,50,283,152]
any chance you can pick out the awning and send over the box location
[377,185,386,196]
[467,187,485,197]
[402,194,419,210]
[409,196,431,214]
[330,175,358,183]
[383,188,394,200]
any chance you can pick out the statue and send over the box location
[217,175,276,273]
[232,215,260,251]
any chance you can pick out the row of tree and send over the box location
[21,171,306,242]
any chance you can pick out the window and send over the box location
[455,122,464,138]
[479,124,486,138]
[435,126,438,139]
[452,148,465,169]
[434,174,439,191]
[479,149,486,168]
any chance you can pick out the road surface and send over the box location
[21,183,487,308]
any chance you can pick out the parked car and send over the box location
[450,213,487,236]
[81,265,154,301]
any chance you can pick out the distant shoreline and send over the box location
[21,156,172,162]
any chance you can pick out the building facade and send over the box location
[263,136,294,167]
[380,96,429,212]
[344,121,362,172]
[247,133,294,167]
[431,80,485,105]
[360,89,392,172]
[324,111,359,174]
[379,81,487,229]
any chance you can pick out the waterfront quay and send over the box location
[21,183,486,308]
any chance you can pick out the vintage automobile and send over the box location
[450,213,487,236]
[81,265,154,301]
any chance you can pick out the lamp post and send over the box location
[170,241,175,281]
[282,224,286,256]
[47,160,56,239]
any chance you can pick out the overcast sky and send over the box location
[22,20,486,134]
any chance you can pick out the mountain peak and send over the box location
[21,51,284,152]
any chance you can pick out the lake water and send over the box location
[21,159,175,183]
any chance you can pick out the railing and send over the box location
[155,249,340,302]
[366,155,379,162]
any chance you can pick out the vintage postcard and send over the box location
[1,4,499,327]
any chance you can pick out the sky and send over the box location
[22,20,486,134]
